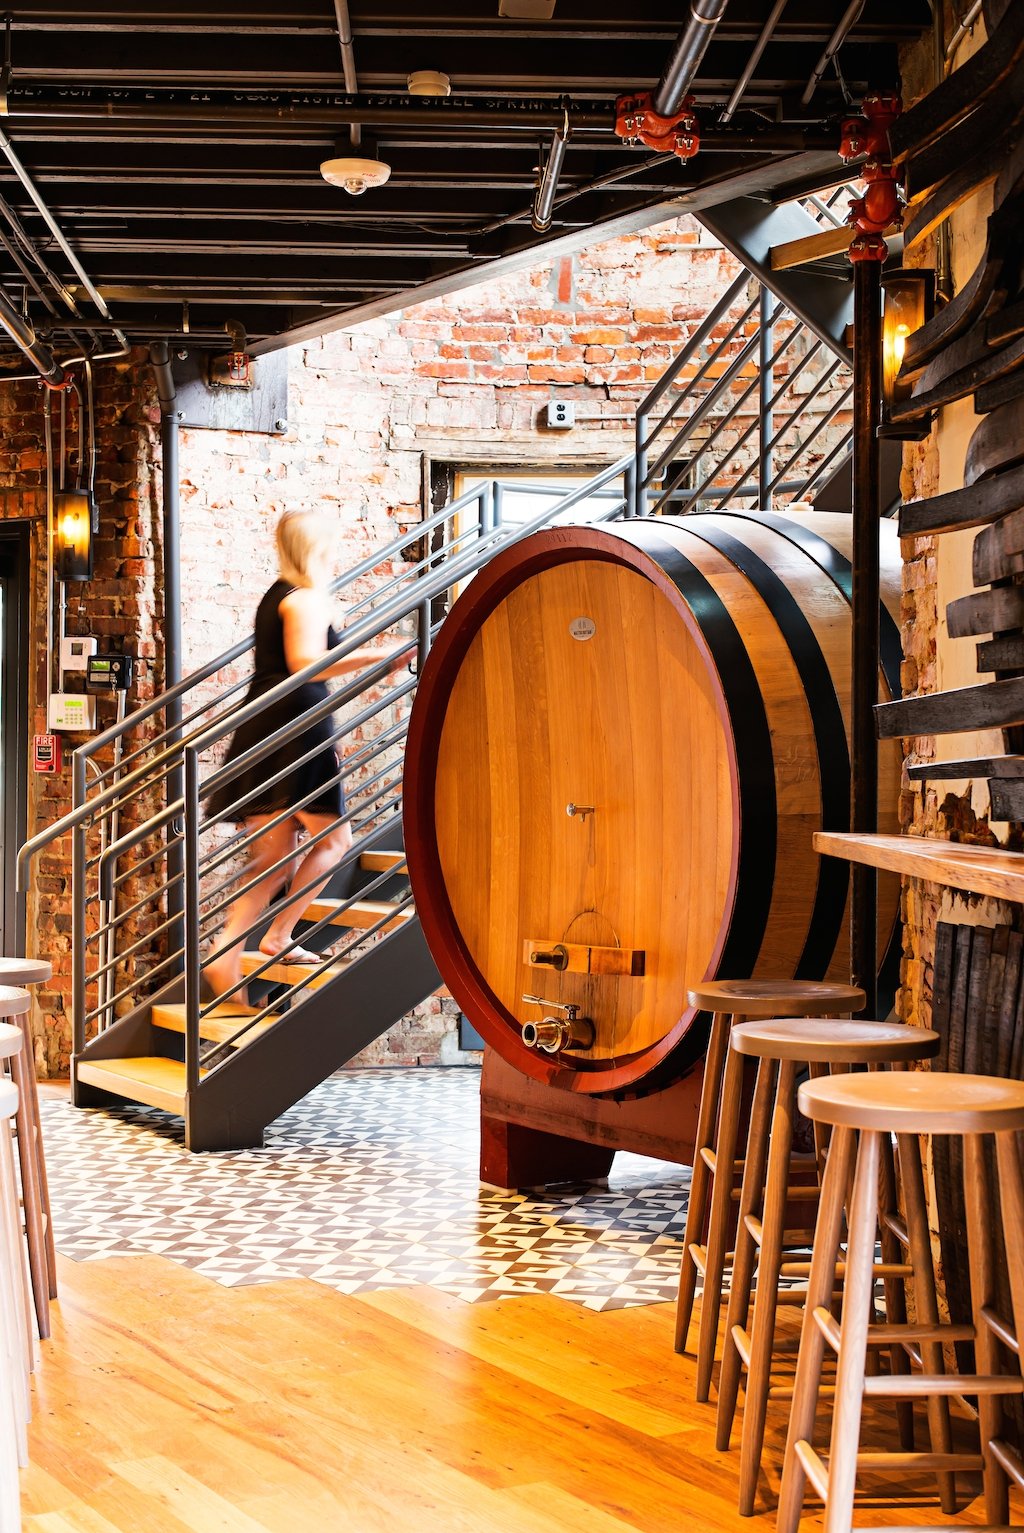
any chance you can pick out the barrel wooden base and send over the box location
[479,1047,702,1189]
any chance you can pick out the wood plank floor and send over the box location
[21,1252,1015,1533]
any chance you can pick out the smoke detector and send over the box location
[320,152,392,196]
[407,70,451,97]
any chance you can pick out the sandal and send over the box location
[258,943,322,966]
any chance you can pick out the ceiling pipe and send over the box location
[332,0,361,147]
[0,284,65,384]
[0,120,130,365]
[651,0,731,118]
[801,0,865,106]
[4,91,613,132]
[721,0,787,122]
[532,109,571,231]
[148,338,186,972]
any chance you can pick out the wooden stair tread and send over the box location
[76,1056,198,1114]
[152,1002,277,1048]
[359,850,406,873]
[303,897,409,931]
[240,951,345,988]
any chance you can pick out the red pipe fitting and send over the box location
[843,91,904,259]
[848,231,889,263]
[839,91,902,164]
[848,161,903,235]
[614,91,700,159]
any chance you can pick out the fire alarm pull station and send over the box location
[86,653,134,693]
[32,734,62,774]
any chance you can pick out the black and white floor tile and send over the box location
[41,1068,690,1310]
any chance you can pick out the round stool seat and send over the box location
[798,1069,1024,1135]
[0,988,30,1020]
[0,1080,18,1120]
[0,1027,23,1063]
[0,959,50,986]
[687,978,866,1017]
[732,1017,939,1064]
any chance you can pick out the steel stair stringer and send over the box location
[184,914,441,1151]
[697,196,853,361]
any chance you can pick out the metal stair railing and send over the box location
[634,269,853,518]
[18,455,635,1086]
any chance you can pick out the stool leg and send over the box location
[8,1047,49,1340]
[994,1129,1024,1357]
[823,1127,880,1533]
[897,1129,957,1513]
[676,1010,732,1354]
[876,1129,915,1454]
[696,1042,746,1402]
[777,1123,856,1533]
[737,1058,798,1517]
[963,1131,1008,1528]
[15,1019,56,1300]
[716,1054,776,1453]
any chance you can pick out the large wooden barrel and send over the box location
[405,511,902,1094]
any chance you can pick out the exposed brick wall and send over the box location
[0,352,164,1075]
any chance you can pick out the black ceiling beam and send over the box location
[4,34,899,93]
[9,0,928,41]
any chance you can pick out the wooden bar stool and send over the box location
[778,1070,1024,1533]
[0,960,55,1309]
[676,978,865,1402]
[0,984,53,1340]
[714,1018,941,1518]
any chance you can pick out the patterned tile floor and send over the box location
[41,1068,691,1310]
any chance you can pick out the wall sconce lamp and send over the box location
[54,488,95,581]
[880,267,935,440]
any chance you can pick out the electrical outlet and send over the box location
[545,399,575,430]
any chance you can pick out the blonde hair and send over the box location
[276,510,333,589]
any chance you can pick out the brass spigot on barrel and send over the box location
[521,994,596,1054]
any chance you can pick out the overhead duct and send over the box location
[652,0,731,117]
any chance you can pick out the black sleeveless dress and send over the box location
[208,579,346,822]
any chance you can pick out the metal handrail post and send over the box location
[634,415,648,517]
[183,749,202,1094]
[72,741,89,1056]
[492,481,504,530]
[479,482,494,538]
[623,458,637,520]
[758,285,775,510]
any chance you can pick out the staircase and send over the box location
[18,194,858,1150]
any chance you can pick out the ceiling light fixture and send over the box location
[407,70,451,97]
[320,144,392,196]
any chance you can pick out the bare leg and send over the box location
[258,811,353,958]
[204,815,300,998]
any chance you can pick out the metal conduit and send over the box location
[532,110,571,232]
[0,122,127,351]
[801,0,865,106]
[0,284,65,383]
[332,0,361,146]
[722,0,787,121]
[652,0,731,117]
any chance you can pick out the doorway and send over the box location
[0,524,30,954]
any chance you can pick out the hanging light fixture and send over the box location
[54,488,95,581]
[320,134,392,196]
